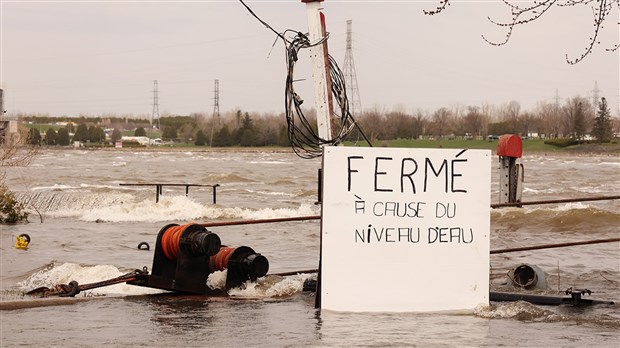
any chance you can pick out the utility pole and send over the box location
[343,19,361,116]
[302,0,334,141]
[210,79,220,147]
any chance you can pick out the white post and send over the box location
[302,0,333,141]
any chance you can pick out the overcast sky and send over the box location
[1,0,618,118]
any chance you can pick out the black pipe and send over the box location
[490,238,620,254]
[491,195,620,208]
[490,291,614,306]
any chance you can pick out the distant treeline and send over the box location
[20,96,618,146]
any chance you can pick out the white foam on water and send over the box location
[490,202,605,218]
[207,270,228,290]
[569,185,606,194]
[78,183,126,190]
[81,196,207,222]
[228,203,319,221]
[597,161,620,167]
[46,193,318,222]
[247,160,288,165]
[31,184,81,191]
[474,301,566,322]
[228,273,313,298]
[549,202,589,212]
[242,188,295,197]
[19,262,164,296]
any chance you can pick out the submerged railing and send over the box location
[120,183,220,203]
[195,194,620,276]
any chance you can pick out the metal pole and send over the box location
[491,195,620,208]
[317,168,322,204]
[200,215,320,228]
[212,184,219,204]
[265,237,620,276]
[490,237,620,254]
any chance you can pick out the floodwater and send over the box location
[1,148,619,347]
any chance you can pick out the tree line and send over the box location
[348,97,616,143]
[23,96,617,147]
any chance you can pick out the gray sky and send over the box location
[1,0,618,118]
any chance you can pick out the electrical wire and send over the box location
[239,0,372,158]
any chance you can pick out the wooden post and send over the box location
[302,0,333,141]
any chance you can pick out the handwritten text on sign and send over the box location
[320,147,491,313]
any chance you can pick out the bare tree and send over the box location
[519,111,535,137]
[499,100,522,133]
[1,126,38,183]
[359,108,386,141]
[384,111,414,139]
[412,110,428,139]
[463,106,486,137]
[431,107,454,138]
[534,101,561,138]
[425,0,619,64]
[562,96,593,139]
[1,125,39,223]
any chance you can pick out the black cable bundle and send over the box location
[284,32,360,158]
[240,0,371,158]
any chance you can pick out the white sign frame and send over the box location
[320,146,491,312]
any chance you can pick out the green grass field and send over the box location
[385,138,556,152]
[345,138,620,154]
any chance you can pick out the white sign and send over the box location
[320,146,491,312]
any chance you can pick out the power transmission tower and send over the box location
[152,80,160,130]
[617,88,620,117]
[591,81,600,111]
[343,20,362,116]
[554,88,561,109]
[209,79,220,146]
[213,79,220,118]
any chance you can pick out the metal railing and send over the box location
[120,183,220,203]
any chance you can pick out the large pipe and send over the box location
[508,264,547,289]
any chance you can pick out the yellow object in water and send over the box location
[15,234,30,250]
